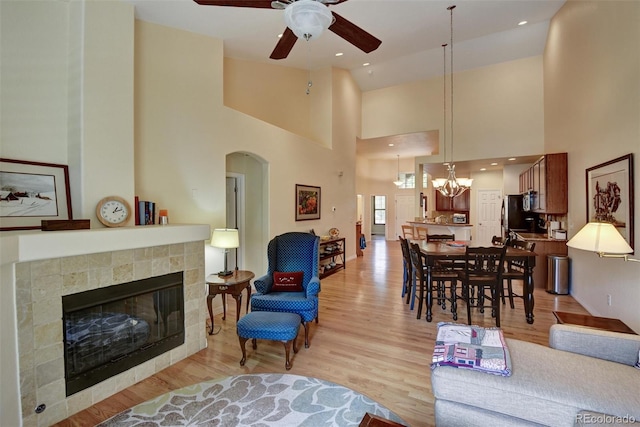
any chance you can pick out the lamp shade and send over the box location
[566,222,632,254]
[210,228,239,249]
[284,0,333,41]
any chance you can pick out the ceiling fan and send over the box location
[193,0,382,60]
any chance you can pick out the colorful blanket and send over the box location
[431,322,512,376]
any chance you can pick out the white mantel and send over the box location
[1,224,210,265]
[0,224,210,427]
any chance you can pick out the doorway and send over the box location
[476,189,502,246]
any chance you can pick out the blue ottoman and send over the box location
[237,311,301,370]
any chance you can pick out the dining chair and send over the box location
[426,234,462,271]
[409,242,458,322]
[501,239,536,309]
[491,235,508,246]
[415,225,429,241]
[399,236,413,305]
[401,225,415,240]
[457,245,507,327]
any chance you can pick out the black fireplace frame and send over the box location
[62,271,185,396]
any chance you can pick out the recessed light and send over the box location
[363,62,370,67]
[278,33,283,38]
[335,52,343,57]
[480,168,487,171]
[491,162,498,166]
[508,157,516,161]
[518,20,528,26]
[388,143,394,147]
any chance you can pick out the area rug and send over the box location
[97,373,406,426]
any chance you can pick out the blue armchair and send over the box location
[250,232,320,348]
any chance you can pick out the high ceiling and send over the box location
[125,0,565,169]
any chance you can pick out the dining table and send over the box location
[417,241,537,324]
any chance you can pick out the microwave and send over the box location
[452,213,467,224]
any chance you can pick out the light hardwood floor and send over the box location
[55,237,589,427]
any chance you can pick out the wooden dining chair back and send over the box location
[501,240,536,308]
[399,236,413,305]
[401,225,415,240]
[492,235,507,246]
[427,234,455,242]
[409,242,459,322]
[458,245,507,327]
[414,226,429,241]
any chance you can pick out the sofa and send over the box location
[431,324,640,426]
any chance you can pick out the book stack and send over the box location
[135,196,156,225]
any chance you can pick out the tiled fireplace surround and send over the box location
[5,224,210,426]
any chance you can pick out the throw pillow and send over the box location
[272,271,304,292]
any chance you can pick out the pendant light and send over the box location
[393,155,403,186]
[432,5,472,198]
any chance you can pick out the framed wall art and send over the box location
[0,158,73,231]
[296,184,321,221]
[586,153,634,250]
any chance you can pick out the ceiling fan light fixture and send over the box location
[284,0,334,41]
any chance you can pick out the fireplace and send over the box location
[62,272,185,396]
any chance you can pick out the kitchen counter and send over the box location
[514,232,568,289]
[515,232,567,242]
[408,221,473,241]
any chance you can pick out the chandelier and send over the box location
[432,5,472,198]
[393,155,403,186]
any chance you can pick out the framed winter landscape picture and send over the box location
[0,158,72,231]
[586,154,634,250]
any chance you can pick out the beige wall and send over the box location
[544,0,640,332]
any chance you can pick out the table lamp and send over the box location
[211,228,240,276]
[566,222,638,262]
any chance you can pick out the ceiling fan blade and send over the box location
[328,12,381,54]
[193,0,275,8]
[270,27,298,59]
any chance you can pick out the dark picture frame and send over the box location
[585,154,634,250]
[0,158,73,231]
[296,184,321,221]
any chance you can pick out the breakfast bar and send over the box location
[408,221,473,241]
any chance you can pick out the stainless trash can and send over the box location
[547,254,569,294]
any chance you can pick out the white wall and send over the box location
[544,0,640,332]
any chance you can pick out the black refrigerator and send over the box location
[501,195,527,237]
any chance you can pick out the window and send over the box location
[373,196,386,225]
[398,173,415,189]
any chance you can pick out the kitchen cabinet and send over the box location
[518,153,567,214]
[435,190,470,212]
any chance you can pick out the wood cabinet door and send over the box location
[452,190,470,211]
[435,191,452,211]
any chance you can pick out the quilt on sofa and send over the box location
[431,322,512,376]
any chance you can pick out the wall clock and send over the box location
[96,196,131,227]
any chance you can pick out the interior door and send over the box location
[226,176,238,269]
[395,195,415,240]
[476,190,502,246]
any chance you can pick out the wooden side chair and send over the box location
[399,236,413,305]
[409,242,458,322]
[457,245,507,327]
[415,225,429,241]
[501,239,536,309]
[427,233,463,271]
[491,235,508,246]
[401,224,415,240]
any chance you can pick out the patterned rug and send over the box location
[97,373,406,426]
